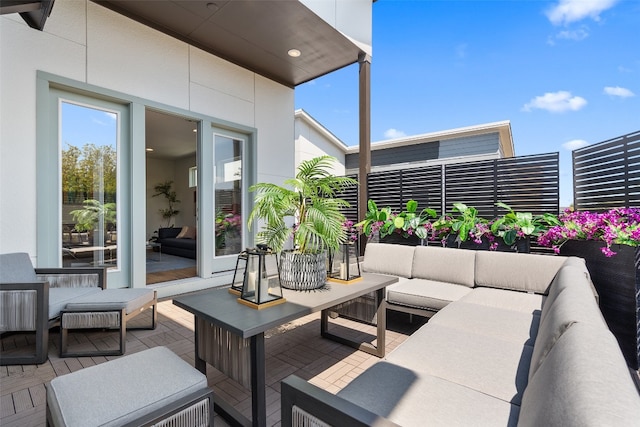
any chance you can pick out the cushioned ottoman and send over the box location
[59,288,157,357]
[46,346,214,427]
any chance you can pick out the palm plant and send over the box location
[247,156,358,254]
[70,199,117,232]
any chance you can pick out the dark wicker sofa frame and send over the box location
[0,267,106,365]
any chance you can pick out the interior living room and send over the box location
[145,109,198,285]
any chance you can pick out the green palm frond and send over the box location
[248,156,358,253]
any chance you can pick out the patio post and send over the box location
[358,52,371,255]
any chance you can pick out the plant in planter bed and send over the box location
[490,202,553,253]
[247,156,358,290]
[356,199,436,246]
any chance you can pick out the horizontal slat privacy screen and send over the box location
[445,153,560,218]
[339,152,560,222]
[573,130,640,211]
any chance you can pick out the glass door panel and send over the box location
[60,101,119,269]
[214,134,244,258]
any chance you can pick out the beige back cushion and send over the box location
[412,246,476,287]
[474,251,568,294]
[519,322,640,427]
[362,243,415,278]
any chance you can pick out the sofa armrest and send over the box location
[0,281,50,364]
[281,375,399,427]
[36,267,106,289]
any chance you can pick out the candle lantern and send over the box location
[229,251,248,295]
[238,245,286,309]
[328,242,362,284]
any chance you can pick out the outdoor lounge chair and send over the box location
[0,252,105,365]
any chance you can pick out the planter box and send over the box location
[559,240,640,370]
[445,235,531,253]
[379,233,426,246]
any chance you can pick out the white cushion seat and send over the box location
[46,346,212,427]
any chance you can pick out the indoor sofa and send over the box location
[157,226,197,259]
[281,243,640,426]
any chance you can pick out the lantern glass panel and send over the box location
[240,248,283,306]
[331,242,361,281]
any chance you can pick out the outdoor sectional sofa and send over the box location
[281,243,640,426]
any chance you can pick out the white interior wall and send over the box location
[0,1,294,260]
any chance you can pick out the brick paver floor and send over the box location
[1,295,425,427]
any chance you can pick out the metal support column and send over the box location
[358,52,372,255]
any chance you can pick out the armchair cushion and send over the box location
[0,252,37,283]
[49,288,102,320]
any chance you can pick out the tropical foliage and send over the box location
[248,156,358,253]
[69,199,117,232]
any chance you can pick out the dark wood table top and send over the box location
[173,273,397,338]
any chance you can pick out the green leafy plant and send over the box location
[69,199,117,232]
[247,156,358,254]
[449,202,488,242]
[152,180,180,227]
[357,199,436,239]
[491,202,549,246]
[355,199,392,237]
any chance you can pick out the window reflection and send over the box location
[214,136,242,256]
[61,102,118,267]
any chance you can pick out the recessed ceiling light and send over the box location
[145,148,154,152]
[193,129,197,133]
[288,49,301,58]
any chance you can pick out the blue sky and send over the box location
[294,0,639,207]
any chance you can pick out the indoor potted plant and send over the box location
[152,180,180,228]
[248,156,358,290]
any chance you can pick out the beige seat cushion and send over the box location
[47,346,207,427]
[338,361,519,427]
[386,278,473,311]
[385,323,532,405]
[428,301,540,346]
[459,287,544,314]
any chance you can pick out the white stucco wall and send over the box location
[295,117,347,176]
[0,1,295,259]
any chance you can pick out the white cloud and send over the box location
[618,65,632,73]
[522,91,587,113]
[384,128,407,139]
[562,139,589,150]
[556,28,589,41]
[546,0,618,25]
[603,86,635,98]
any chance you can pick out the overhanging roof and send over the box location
[92,0,364,88]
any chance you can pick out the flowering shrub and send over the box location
[537,208,640,257]
[216,213,242,237]
[343,220,359,243]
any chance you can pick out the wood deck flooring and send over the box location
[1,296,425,427]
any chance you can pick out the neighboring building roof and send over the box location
[295,109,349,151]
[296,110,514,159]
[346,120,514,158]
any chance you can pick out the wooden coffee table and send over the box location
[173,273,397,427]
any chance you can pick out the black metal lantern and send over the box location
[328,242,362,284]
[229,251,248,295]
[238,245,286,309]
